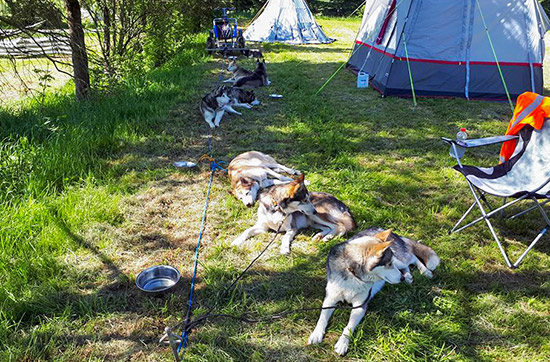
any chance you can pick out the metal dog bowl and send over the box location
[136,265,181,293]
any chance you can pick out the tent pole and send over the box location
[475,0,514,113]
[402,38,417,107]
[389,0,416,107]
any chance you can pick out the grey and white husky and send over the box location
[200,86,260,128]
[308,228,439,356]
[225,58,253,84]
[234,59,271,87]
[231,174,355,254]
[228,151,300,207]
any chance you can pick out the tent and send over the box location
[244,0,333,44]
[347,0,550,100]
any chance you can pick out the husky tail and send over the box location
[411,242,440,271]
[335,214,355,236]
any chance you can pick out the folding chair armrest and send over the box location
[441,135,518,148]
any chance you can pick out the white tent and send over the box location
[244,0,333,44]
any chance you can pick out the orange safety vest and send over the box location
[499,92,550,164]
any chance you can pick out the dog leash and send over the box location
[179,281,373,336]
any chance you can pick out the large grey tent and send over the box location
[244,0,333,44]
[347,0,550,100]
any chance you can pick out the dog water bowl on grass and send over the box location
[173,161,196,168]
[136,265,181,293]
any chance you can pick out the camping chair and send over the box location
[442,121,550,268]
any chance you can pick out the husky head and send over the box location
[272,174,316,215]
[237,89,261,106]
[233,177,260,207]
[256,59,271,86]
[215,86,231,106]
[362,229,402,284]
[227,58,238,72]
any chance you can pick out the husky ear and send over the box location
[296,173,305,184]
[374,229,393,242]
[373,240,393,258]
[285,177,302,198]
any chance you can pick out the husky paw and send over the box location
[307,329,324,345]
[280,245,291,255]
[312,233,324,241]
[334,335,350,356]
[421,269,433,279]
[322,234,335,242]
[404,272,414,284]
[231,237,246,247]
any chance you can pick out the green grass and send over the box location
[1,17,550,361]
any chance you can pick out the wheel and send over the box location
[206,36,214,53]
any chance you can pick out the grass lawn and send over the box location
[0,56,72,102]
[1,17,550,361]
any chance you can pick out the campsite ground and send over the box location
[1,17,550,361]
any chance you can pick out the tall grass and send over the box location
[0,34,207,359]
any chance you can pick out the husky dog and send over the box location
[200,87,260,128]
[349,227,440,283]
[228,151,301,207]
[231,174,355,254]
[224,87,261,116]
[225,58,253,84]
[234,59,271,87]
[308,229,439,356]
[199,86,232,129]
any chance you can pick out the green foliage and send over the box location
[0,35,206,356]
[540,0,550,17]
[0,0,63,28]
[310,0,365,16]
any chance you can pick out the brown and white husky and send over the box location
[308,229,439,356]
[228,151,300,207]
[231,174,355,254]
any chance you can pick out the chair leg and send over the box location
[512,227,547,268]
[511,198,550,267]
[466,182,514,268]
[508,199,550,220]
[479,192,493,212]
[451,201,477,234]
[500,197,507,219]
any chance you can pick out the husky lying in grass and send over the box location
[231,174,355,254]
[308,228,439,356]
[228,151,301,207]
[234,59,271,87]
[200,86,260,128]
[225,58,253,84]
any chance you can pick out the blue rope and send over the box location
[178,166,216,353]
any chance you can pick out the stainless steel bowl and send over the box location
[136,265,181,293]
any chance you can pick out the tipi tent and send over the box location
[244,0,333,44]
[347,0,550,100]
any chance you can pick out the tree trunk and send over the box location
[103,4,110,58]
[65,0,90,100]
